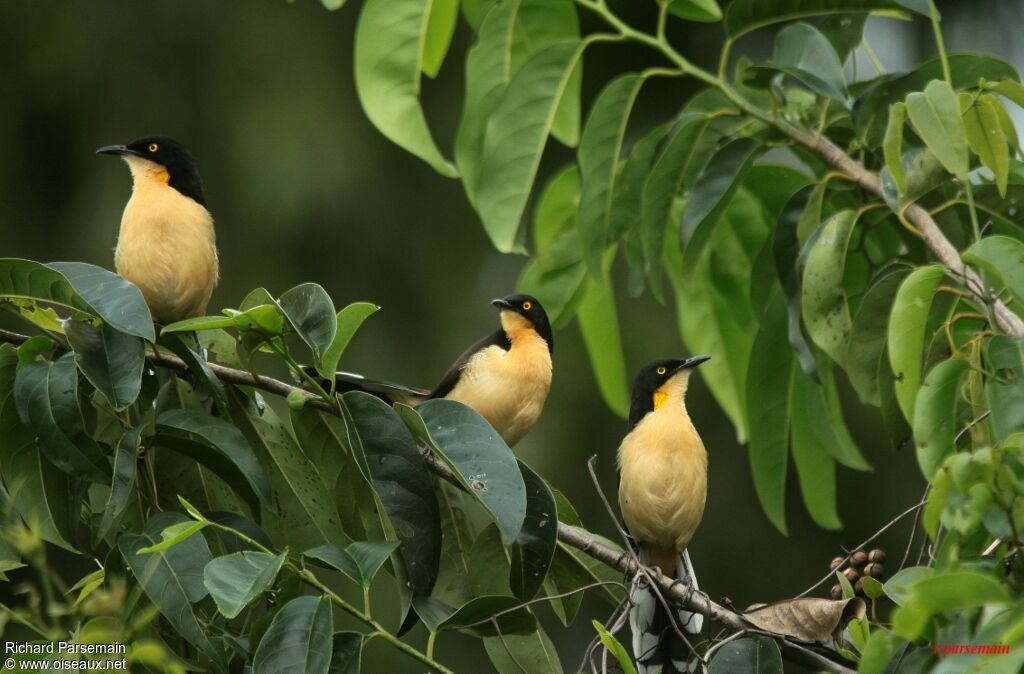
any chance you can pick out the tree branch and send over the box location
[0,326,855,673]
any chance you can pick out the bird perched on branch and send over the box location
[312,294,552,447]
[618,356,711,673]
[97,136,218,324]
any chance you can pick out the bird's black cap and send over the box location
[628,356,710,429]
[97,135,206,205]
[491,294,552,353]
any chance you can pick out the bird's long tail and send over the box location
[629,549,703,674]
[301,367,431,405]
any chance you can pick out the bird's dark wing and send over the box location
[429,329,511,399]
[302,367,431,405]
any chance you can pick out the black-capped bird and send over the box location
[315,294,552,447]
[97,136,218,324]
[618,356,711,674]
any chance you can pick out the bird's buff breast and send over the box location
[618,410,707,557]
[114,184,218,324]
[446,337,552,446]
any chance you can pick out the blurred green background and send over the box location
[1,1,1021,670]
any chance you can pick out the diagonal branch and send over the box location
[0,326,855,673]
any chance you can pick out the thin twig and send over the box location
[491,618,528,674]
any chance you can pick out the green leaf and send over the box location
[905,79,969,175]
[253,596,334,674]
[304,541,399,589]
[64,319,144,411]
[438,595,536,636]
[577,73,645,277]
[883,565,932,605]
[14,354,109,482]
[861,576,885,600]
[95,425,142,542]
[708,637,783,673]
[909,570,1010,613]
[818,13,867,63]
[421,0,458,78]
[161,314,237,333]
[577,277,630,417]
[0,258,96,320]
[985,336,1024,442]
[398,399,527,541]
[474,41,584,252]
[880,147,946,211]
[773,184,820,379]
[328,632,363,674]
[343,392,441,597]
[119,513,217,658]
[746,294,793,534]
[534,165,579,253]
[156,408,272,519]
[888,265,945,423]
[680,137,762,277]
[483,624,564,674]
[963,235,1024,309]
[156,332,230,414]
[509,460,557,601]
[46,261,155,341]
[801,210,857,366]
[137,520,210,554]
[641,115,713,278]
[913,358,968,479]
[321,0,345,9]
[667,0,722,21]
[854,55,1019,148]
[592,620,637,674]
[884,102,907,195]
[847,267,909,405]
[789,370,842,530]
[278,283,337,368]
[0,345,76,551]
[204,551,285,619]
[766,22,848,102]
[318,302,380,380]
[859,630,900,674]
[724,0,928,39]
[964,93,1010,196]
[354,0,457,177]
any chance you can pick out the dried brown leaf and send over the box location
[741,597,866,642]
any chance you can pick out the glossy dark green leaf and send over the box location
[854,55,1019,147]
[509,460,557,601]
[818,14,867,63]
[319,302,380,380]
[773,184,819,379]
[397,399,527,541]
[762,22,847,102]
[888,265,945,423]
[475,41,583,252]
[641,115,712,278]
[421,0,458,78]
[847,268,909,405]
[789,371,841,530]
[577,73,645,277]
[680,137,762,277]
[964,93,1010,196]
[204,551,286,619]
[913,358,968,479]
[156,408,271,519]
[0,258,96,320]
[877,343,912,449]
[343,391,441,597]
[14,354,109,482]
[278,283,336,367]
[577,277,630,417]
[746,294,792,534]
[95,425,141,542]
[327,632,363,674]
[46,261,155,341]
[880,147,946,211]
[119,512,217,658]
[906,79,968,176]
[64,319,144,411]
[724,0,927,39]
[303,541,399,589]
[353,0,457,177]
[985,336,1024,442]
[884,102,907,195]
[253,596,334,674]
[0,345,76,551]
[229,388,347,550]
[483,624,564,674]
[156,332,230,413]
[708,637,783,673]
[801,210,856,366]
[438,595,536,636]
[963,235,1024,308]
[667,0,722,21]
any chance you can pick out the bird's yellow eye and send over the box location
[656,366,667,375]
[522,301,532,311]
[148,143,159,153]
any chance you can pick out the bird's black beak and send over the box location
[679,355,711,371]
[491,298,514,311]
[96,144,143,157]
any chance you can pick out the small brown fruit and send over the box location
[864,562,884,579]
[854,578,865,594]
[843,567,859,582]
[851,550,868,566]
[830,584,843,600]
[829,556,845,570]
[868,549,887,564]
